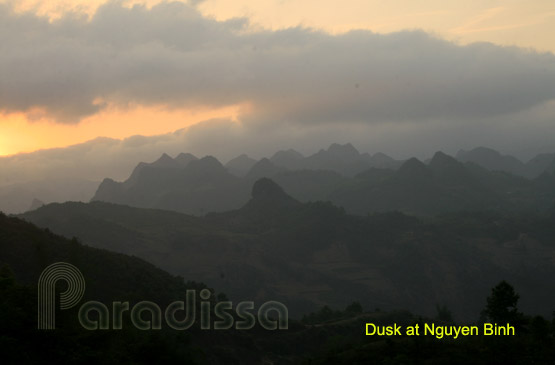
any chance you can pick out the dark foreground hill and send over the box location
[0,212,212,302]
[5,227,552,365]
[22,179,555,322]
[0,213,310,363]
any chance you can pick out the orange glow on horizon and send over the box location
[0,104,243,156]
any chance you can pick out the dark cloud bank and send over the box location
[1,0,555,194]
[2,1,555,122]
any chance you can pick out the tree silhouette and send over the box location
[435,303,453,323]
[484,280,521,324]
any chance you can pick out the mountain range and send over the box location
[457,147,555,178]
[2,143,554,216]
[91,144,555,217]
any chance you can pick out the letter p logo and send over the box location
[38,262,85,330]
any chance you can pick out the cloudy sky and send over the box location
[1,0,555,167]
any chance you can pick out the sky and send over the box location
[1,0,555,165]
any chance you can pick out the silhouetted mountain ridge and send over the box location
[90,145,555,217]
[456,146,555,178]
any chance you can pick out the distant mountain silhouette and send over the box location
[225,154,257,177]
[456,147,525,176]
[240,177,301,217]
[302,143,401,176]
[124,152,196,186]
[91,146,555,217]
[526,153,555,177]
[251,177,295,202]
[396,157,431,180]
[93,154,248,215]
[0,178,99,214]
[174,152,198,166]
[327,151,547,215]
[245,158,288,180]
[271,169,347,203]
[269,144,402,175]
[368,152,402,169]
[429,151,481,187]
[185,155,229,180]
[456,147,555,178]
[89,143,404,214]
[270,149,305,170]
[94,144,387,215]
[153,152,180,168]
[305,143,360,171]
[28,198,44,211]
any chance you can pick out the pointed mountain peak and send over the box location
[249,178,299,208]
[174,153,198,167]
[366,152,403,170]
[269,149,305,169]
[225,154,258,177]
[246,158,286,179]
[183,156,230,181]
[92,178,123,202]
[249,157,273,172]
[226,154,256,167]
[429,151,478,185]
[227,154,254,163]
[370,152,394,163]
[151,153,178,168]
[188,155,224,169]
[28,198,45,212]
[456,147,524,175]
[430,151,459,167]
[397,157,431,179]
[285,148,304,156]
[252,178,288,200]
[400,157,427,171]
[240,178,300,217]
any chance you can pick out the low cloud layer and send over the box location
[3,99,555,188]
[1,1,554,124]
